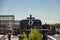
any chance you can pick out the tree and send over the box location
[28,28,42,40]
[21,32,28,40]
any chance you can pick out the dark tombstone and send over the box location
[42,24,49,40]
[42,24,49,29]
[20,15,42,34]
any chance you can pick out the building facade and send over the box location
[0,15,15,34]
[13,20,20,35]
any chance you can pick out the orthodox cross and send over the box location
[27,15,35,27]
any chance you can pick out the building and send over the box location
[13,20,20,35]
[15,20,20,29]
[0,15,15,34]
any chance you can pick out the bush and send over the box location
[21,32,28,40]
[21,29,42,40]
[28,29,42,40]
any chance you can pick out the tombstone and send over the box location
[20,15,42,34]
[42,24,49,40]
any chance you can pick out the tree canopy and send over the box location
[28,29,42,40]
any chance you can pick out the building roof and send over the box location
[0,15,14,17]
[0,15,14,20]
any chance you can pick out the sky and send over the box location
[0,0,60,24]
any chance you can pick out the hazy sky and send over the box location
[0,0,60,24]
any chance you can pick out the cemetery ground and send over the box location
[0,34,60,40]
[0,35,18,40]
[51,34,60,40]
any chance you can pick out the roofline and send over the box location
[0,15,14,17]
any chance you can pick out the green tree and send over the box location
[28,28,42,40]
[21,32,28,40]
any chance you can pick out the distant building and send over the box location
[15,20,20,29]
[0,15,15,34]
[13,20,20,35]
